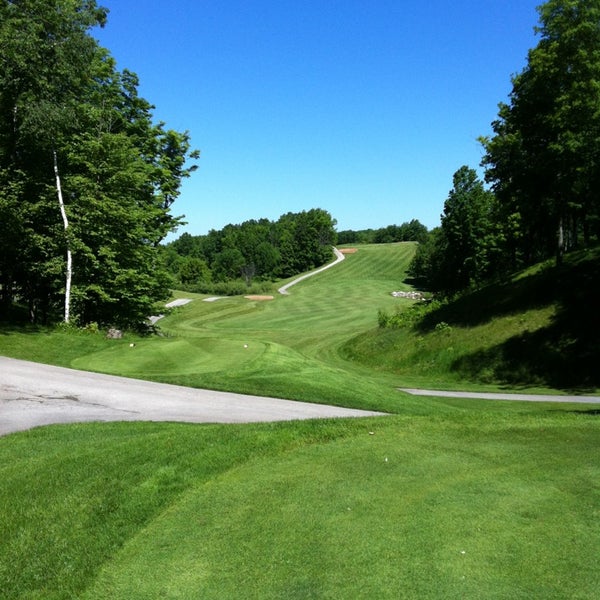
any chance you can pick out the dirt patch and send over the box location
[244,295,274,301]
[340,248,358,254]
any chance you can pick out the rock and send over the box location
[106,328,123,339]
[391,291,425,300]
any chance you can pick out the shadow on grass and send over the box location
[0,324,43,336]
[416,248,600,391]
[565,409,600,416]
[451,323,600,390]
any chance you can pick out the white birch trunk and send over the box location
[557,214,565,266]
[53,150,72,323]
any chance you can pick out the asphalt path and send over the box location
[0,356,385,436]
[278,247,345,295]
[399,388,600,404]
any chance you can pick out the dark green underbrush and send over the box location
[177,278,276,297]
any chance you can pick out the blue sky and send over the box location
[94,1,541,238]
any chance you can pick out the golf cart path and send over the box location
[278,247,345,295]
[400,388,600,404]
[0,356,384,436]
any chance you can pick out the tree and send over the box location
[0,1,197,326]
[275,209,337,276]
[440,166,496,290]
[0,0,107,321]
[480,0,600,265]
[407,227,447,289]
[179,257,211,285]
[401,219,429,244]
[212,248,245,281]
[409,167,496,293]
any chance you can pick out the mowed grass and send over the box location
[1,411,598,599]
[1,242,599,598]
[3,244,419,413]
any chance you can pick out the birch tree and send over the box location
[0,1,198,326]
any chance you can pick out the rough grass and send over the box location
[345,247,600,392]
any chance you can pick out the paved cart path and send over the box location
[399,388,600,404]
[278,247,345,295]
[0,356,385,436]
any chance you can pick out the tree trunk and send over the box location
[53,150,72,323]
[556,214,565,266]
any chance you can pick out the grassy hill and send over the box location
[0,243,599,598]
[344,246,600,392]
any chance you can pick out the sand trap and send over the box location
[203,296,224,302]
[149,298,193,323]
[339,248,358,254]
[244,295,274,301]
[165,298,193,308]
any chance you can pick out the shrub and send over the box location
[378,298,446,329]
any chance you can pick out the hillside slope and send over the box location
[343,247,600,392]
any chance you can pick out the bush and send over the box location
[378,298,445,329]
[179,279,275,297]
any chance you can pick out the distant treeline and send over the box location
[163,214,432,293]
[162,209,337,294]
[337,219,428,245]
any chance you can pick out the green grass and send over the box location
[1,242,599,598]
[1,412,598,599]
[345,246,600,392]
[1,244,420,413]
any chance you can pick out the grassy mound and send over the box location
[344,247,600,392]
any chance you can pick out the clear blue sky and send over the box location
[93,0,541,239]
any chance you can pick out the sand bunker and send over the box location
[339,248,357,254]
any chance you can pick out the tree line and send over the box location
[0,0,197,327]
[336,219,428,245]
[161,209,337,292]
[410,0,600,294]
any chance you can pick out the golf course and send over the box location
[0,242,598,599]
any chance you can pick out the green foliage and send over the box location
[434,320,452,333]
[0,1,197,327]
[378,297,445,330]
[480,0,600,265]
[409,168,498,293]
[180,279,275,296]
[178,257,211,285]
[163,209,337,287]
[338,219,429,245]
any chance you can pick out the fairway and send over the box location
[69,244,418,412]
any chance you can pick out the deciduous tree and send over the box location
[480,0,600,265]
[0,1,198,326]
